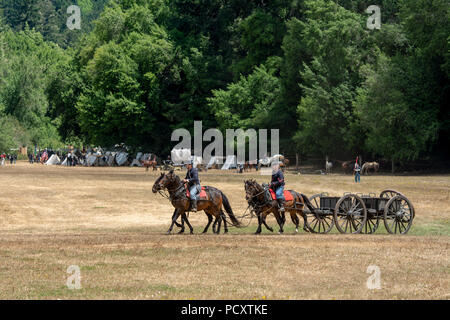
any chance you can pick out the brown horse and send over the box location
[341,161,353,174]
[142,154,158,171]
[244,161,255,172]
[244,179,311,234]
[152,171,240,234]
[362,162,379,175]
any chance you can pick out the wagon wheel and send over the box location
[383,195,414,234]
[361,216,380,234]
[379,189,404,199]
[334,194,367,234]
[304,193,334,234]
[380,189,415,218]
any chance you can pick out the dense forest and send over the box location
[0,0,448,170]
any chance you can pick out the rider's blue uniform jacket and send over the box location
[185,167,200,186]
[270,169,285,189]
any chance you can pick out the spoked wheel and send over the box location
[334,194,367,234]
[304,194,334,234]
[361,216,380,234]
[383,195,414,234]
[380,189,404,199]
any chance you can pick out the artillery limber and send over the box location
[302,189,415,234]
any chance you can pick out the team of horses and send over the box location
[152,171,314,234]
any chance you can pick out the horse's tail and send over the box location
[220,191,240,227]
[299,193,315,213]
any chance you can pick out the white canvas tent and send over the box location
[171,148,191,165]
[259,154,284,166]
[130,152,143,167]
[45,154,60,165]
[106,152,116,166]
[221,155,237,170]
[192,156,203,168]
[85,154,98,166]
[206,156,225,169]
[115,152,128,166]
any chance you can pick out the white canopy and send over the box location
[221,155,237,170]
[45,154,60,166]
[115,152,128,166]
[171,148,191,164]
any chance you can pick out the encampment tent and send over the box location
[106,152,116,166]
[221,155,237,170]
[45,154,60,165]
[86,154,98,166]
[192,156,203,168]
[115,152,128,166]
[171,148,191,165]
[206,156,225,169]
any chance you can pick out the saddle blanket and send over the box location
[269,189,294,201]
[186,186,209,200]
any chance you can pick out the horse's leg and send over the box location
[221,210,228,234]
[167,209,181,235]
[301,211,309,232]
[255,214,263,234]
[181,212,194,234]
[262,212,274,232]
[213,214,221,235]
[272,209,284,234]
[171,208,183,230]
[290,212,299,233]
[216,213,222,234]
[203,213,213,234]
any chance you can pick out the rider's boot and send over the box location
[191,200,197,212]
[278,199,285,212]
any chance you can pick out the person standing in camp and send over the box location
[354,157,361,183]
[183,161,201,212]
[269,161,285,212]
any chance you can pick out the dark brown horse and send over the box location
[152,171,240,234]
[244,179,312,234]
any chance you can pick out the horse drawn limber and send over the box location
[302,189,415,234]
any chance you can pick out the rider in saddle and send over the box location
[183,161,201,212]
[269,161,285,212]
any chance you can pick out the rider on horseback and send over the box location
[269,161,285,212]
[183,161,201,212]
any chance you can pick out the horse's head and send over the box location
[244,179,263,202]
[152,172,165,193]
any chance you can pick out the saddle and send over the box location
[186,186,209,201]
[268,189,294,201]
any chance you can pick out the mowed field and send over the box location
[0,162,448,299]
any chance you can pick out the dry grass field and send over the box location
[0,162,448,299]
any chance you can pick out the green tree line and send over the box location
[0,0,448,169]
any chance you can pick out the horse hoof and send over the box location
[165,231,171,235]
[177,230,185,234]
[268,228,274,233]
[295,228,299,233]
